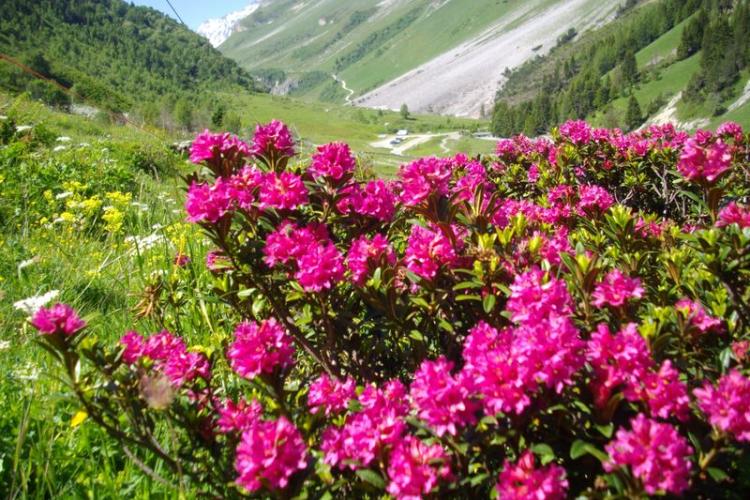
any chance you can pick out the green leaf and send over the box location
[594,423,614,438]
[410,297,430,309]
[707,467,729,483]
[570,440,607,462]
[483,294,496,313]
[456,294,482,302]
[356,469,385,489]
[409,330,424,342]
[531,443,555,465]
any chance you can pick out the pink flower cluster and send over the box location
[409,356,478,436]
[346,234,396,286]
[216,397,263,433]
[309,142,355,182]
[676,298,723,334]
[251,120,295,159]
[321,380,408,470]
[495,451,568,500]
[31,303,86,336]
[559,120,592,145]
[604,414,692,495]
[190,130,250,174]
[386,436,452,499]
[307,373,357,416]
[694,370,750,442]
[677,137,733,184]
[185,166,308,222]
[592,269,644,308]
[717,202,750,228]
[119,330,210,387]
[577,184,614,215]
[464,270,583,415]
[336,180,396,222]
[235,416,308,492]
[227,318,295,379]
[586,323,689,420]
[263,221,344,292]
[404,224,462,280]
[398,157,452,207]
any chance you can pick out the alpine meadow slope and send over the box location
[217,0,617,117]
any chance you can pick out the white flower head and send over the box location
[13,290,60,315]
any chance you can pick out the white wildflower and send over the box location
[0,340,10,351]
[53,145,67,152]
[15,125,32,132]
[17,256,39,271]
[13,289,60,315]
[55,191,73,200]
[56,136,72,142]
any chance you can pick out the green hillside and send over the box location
[493,0,750,134]
[220,0,563,102]
[0,0,255,115]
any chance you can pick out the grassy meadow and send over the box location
[0,89,491,496]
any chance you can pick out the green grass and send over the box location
[636,14,692,69]
[590,53,701,127]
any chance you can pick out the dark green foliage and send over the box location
[491,0,743,137]
[625,94,643,130]
[677,9,708,59]
[0,0,256,113]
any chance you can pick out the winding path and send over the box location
[332,74,354,104]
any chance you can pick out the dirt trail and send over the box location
[332,74,354,104]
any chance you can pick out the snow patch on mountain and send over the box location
[197,2,261,48]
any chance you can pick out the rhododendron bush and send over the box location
[29,119,750,498]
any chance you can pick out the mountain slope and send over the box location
[218,0,617,117]
[491,0,750,134]
[0,0,256,112]
[197,2,261,47]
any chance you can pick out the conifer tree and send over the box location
[626,95,643,131]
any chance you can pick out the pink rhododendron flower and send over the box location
[174,253,190,267]
[205,250,231,273]
[592,269,644,308]
[495,451,568,500]
[716,121,743,140]
[398,157,452,206]
[263,220,329,267]
[336,179,396,222]
[676,298,723,333]
[321,381,408,470]
[120,331,145,364]
[694,370,750,442]
[31,303,86,336]
[732,340,750,361]
[559,120,592,145]
[307,373,356,416]
[190,130,250,174]
[586,323,653,408]
[677,138,732,184]
[227,318,295,379]
[185,180,233,223]
[258,172,308,210]
[604,414,693,495]
[495,138,520,159]
[216,398,263,433]
[251,120,295,159]
[234,417,308,492]
[386,436,452,500]
[453,160,489,201]
[410,356,478,436]
[295,242,345,292]
[527,163,540,183]
[120,330,210,387]
[346,234,396,286]
[506,268,573,324]
[633,360,690,422]
[462,314,583,417]
[577,184,614,215]
[404,224,459,281]
[717,202,750,228]
[309,142,355,181]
